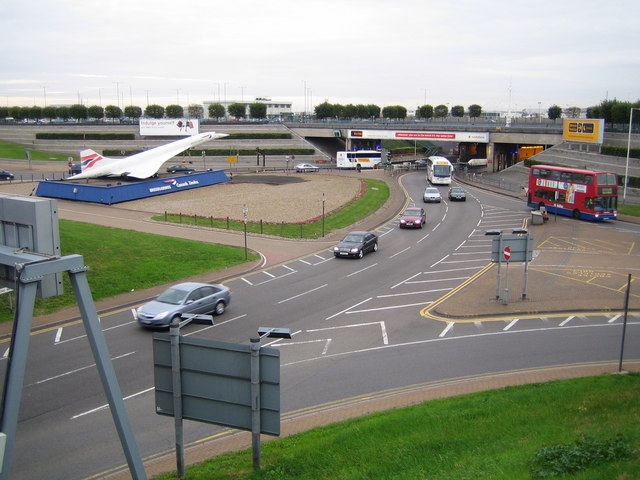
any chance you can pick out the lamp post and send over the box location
[623,108,639,204]
[322,193,326,237]
[243,204,248,259]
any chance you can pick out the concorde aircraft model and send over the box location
[66,131,228,180]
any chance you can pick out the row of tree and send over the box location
[0,102,269,122]
[1,99,638,124]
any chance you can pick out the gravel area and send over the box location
[0,172,364,224]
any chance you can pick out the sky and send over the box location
[2,0,639,114]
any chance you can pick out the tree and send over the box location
[29,106,42,121]
[366,104,381,119]
[382,105,407,120]
[564,106,581,119]
[547,105,562,122]
[88,105,104,121]
[69,104,88,122]
[165,104,184,118]
[145,104,164,119]
[468,104,482,118]
[208,103,225,120]
[249,102,267,119]
[451,105,465,118]
[314,102,334,120]
[187,104,204,119]
[416,104,434,119]
[105,105,123,122]
[56,106,70,121]
[343,104,358,119]
[0,106,8,119]
[124,105,142,121]
[42,106,56,120]
[228,103,246,119]
[434,104,449,119]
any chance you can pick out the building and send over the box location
[203,97,293,120]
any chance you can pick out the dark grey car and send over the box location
[448,186,467,201]
[134,282,231,328]
[333,230,378,258]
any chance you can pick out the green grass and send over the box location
[619,203,640,217]
[153,374,640,480]
[0,220,259,322]
[0,140,77,161]
[152,178,390,239]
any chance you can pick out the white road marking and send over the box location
[346,263,378,278]
[308,321,388,344]
[503,319,519,331]
[559,316,575,326]
[278,284,328,304]
[326,297,372,320]
[439,322,455,337]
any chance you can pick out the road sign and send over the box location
[503,246,511,260]
[490,234,533,263]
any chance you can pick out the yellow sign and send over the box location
[227,156,237,164]
[562,119,604,144]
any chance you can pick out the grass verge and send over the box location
[0,220,259,323]
[153,373,640,480]
[151,178,390,238]
[0,140,76,162]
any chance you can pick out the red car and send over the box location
[399,207,426,229]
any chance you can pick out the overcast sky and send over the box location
[2,0,638,114]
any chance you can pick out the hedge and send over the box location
[601,145,640,159]
[36,132,135,140]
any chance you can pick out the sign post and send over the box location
[502,246,511,305]
[489,230,534,305]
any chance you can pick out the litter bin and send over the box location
[531,211,544,225]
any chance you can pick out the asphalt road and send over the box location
[3,172,639,480]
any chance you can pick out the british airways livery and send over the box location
[67,131,228,180]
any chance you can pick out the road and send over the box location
[3,172,639,479]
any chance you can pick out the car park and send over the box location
[448,186,467,201]
[423,186,442,203]
[333,230,378,258]
[295,163,320,172]
[166,164,196,173]
[0,169,14,181]
[399,207,426,229]
[133,282,231,328]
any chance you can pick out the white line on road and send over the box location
[278,284,328,304]
[346,301,431,314]
[72,387,154,419]
[326,297,372,320]
[608,314,622,323]
[503,319,519,331]
[559,316,575,327]
[439,322,454,337]
[346,263,378,278]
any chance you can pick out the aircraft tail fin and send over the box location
[79,149,106,172]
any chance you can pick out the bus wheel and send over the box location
[572,209,581,219]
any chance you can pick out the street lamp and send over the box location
[322,193,326,237]
[623,108,639,204]
[243,204,248,259]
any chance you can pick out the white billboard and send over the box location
[140,118,200,136]
[348,129,490,143]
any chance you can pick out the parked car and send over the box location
[414,158,428,168]
[399,207,426,229]
[448,186,467,201]
[166,164,196,173]
[333,230,378,258]
[0,169,14,181]
[133,282,231,328]
[423,187,442,203]
[295,163,319,173]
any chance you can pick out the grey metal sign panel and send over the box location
[153,334,281,436]
[490,235,533,263]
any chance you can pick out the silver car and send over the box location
[423,187,442,203]
[134,282,231,328]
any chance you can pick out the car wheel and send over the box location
[214,301,226,315]
[373,242,378,252]
[358,250,364,259]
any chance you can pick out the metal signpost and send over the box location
[488,229,534,304]
[153,327,289,475]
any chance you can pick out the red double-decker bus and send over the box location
[527,165,618,221]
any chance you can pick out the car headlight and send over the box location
[333,246,340,252]
[400,219,406,223]
[350,247,359,253]
[155,311,169,320]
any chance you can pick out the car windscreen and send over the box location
[343,234,364,243]
[157,287,188,305]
